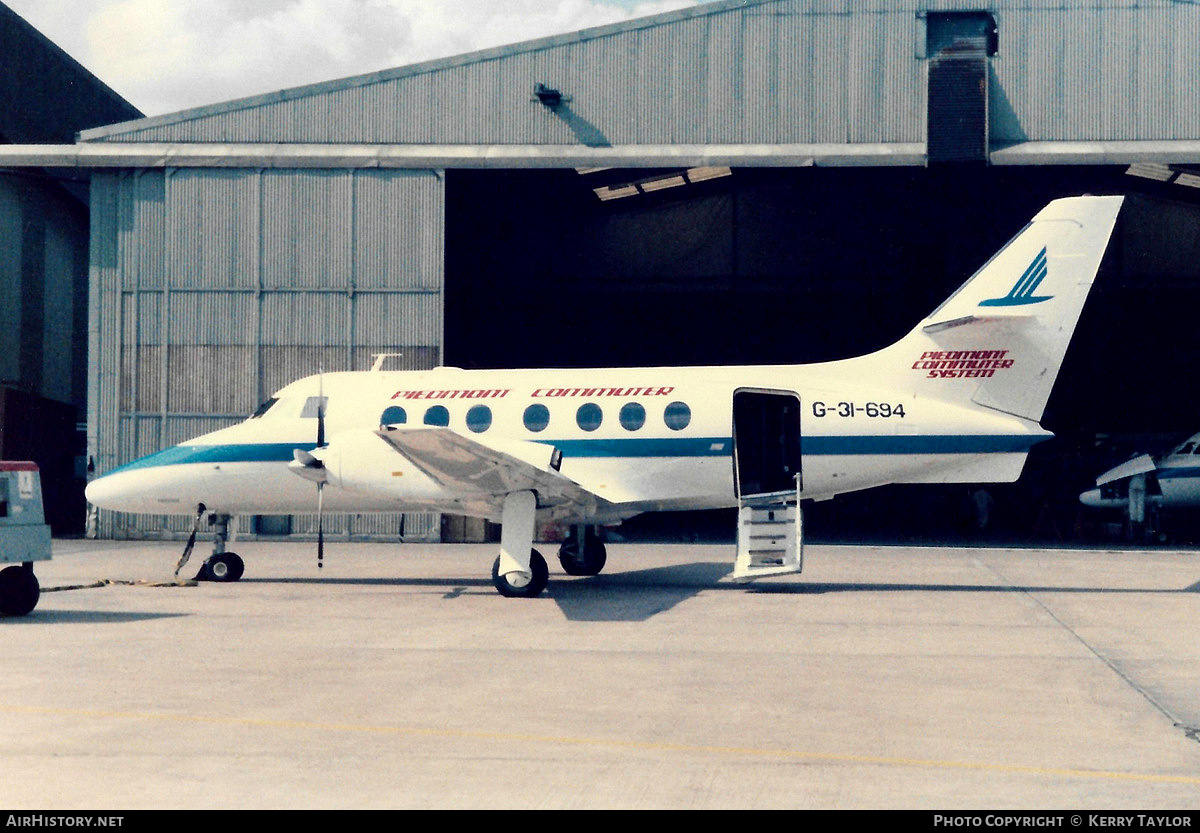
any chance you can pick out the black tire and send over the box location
[200,552,245,582]
[492,549,549,598]
[0,565,40,616]
[558,531,607,576]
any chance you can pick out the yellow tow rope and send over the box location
[40,578,198,592]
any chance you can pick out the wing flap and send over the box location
[375,426,610,514]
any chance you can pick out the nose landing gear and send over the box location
[176,507,246,583]
[199,551,245,582]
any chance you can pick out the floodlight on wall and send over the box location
[1124,163,1200,190]
[585,166,732,202]
[1126,163,1174,182]
[533,83,568,108]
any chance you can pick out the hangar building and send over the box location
[11,0,1200,543]
[0,3,141,532]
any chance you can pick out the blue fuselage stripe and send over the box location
[105,434,1046,473]
[107,443,317,475]
[1157,467,1200,481]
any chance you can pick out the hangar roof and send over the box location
[73,0,1200,154]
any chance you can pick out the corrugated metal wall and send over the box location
[991,2,1200,143]
[82,0,1200,149]
[88,167,444,541]
[85,0,927,146]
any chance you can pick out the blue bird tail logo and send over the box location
[980,247,1052,307]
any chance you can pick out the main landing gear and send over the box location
[489,493,607,598]
[492,548,549,598]
[557,525,607,576]
[490,491,547,598]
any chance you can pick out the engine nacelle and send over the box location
[318,429,447,501]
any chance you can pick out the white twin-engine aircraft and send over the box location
[1080,431,1200,515]
[86,195,1123,597]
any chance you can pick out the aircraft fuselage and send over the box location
[87,362,1049,523]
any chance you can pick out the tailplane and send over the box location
[868,195,1122,422]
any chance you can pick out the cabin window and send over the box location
[466,405,493,433]
[1180,443,1195,455]
[250,398,278,419]
[664,401,691,431]
[300,396,328,419]
[576,403,603,432]
[524,404,550,433]
[380,406,407,427]
[423,405,450,426]
[619,402,646,431]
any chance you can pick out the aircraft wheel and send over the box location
[199,552,245,583]
[558,531,607,576]
[0,565,40,616]
[492,549,548,598]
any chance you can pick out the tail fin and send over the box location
[877,195,1122,423]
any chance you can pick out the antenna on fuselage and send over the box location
[370,353,404,372]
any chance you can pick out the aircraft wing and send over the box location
[1095,454,1157,487]
[374,426,614,519]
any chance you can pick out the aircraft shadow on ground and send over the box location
[751,581,1200,595]
[236,565,1200,622]
[17,609,188,624]
[242,562,733,621]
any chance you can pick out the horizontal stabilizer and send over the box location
[1095,454,1156,487]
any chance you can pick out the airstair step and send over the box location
[734,490,803,581]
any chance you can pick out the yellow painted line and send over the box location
[5,703,1199,786]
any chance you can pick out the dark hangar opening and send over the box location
[444,165,1200,544]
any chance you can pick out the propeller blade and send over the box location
[317,481,325,569]
[317,368,325,448]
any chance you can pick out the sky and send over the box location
[4,0,707,117]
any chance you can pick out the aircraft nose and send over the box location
[85,469,141,512]
[85,464,197,515]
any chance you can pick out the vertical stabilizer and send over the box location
[879,195,1122,423]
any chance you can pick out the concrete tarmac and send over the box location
[2,538,1199,809]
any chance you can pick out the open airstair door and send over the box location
[731,389,803,581]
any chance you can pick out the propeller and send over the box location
[286,370,329,570]
[316,371,325,568]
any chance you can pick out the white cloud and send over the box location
[3,0,702,116]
